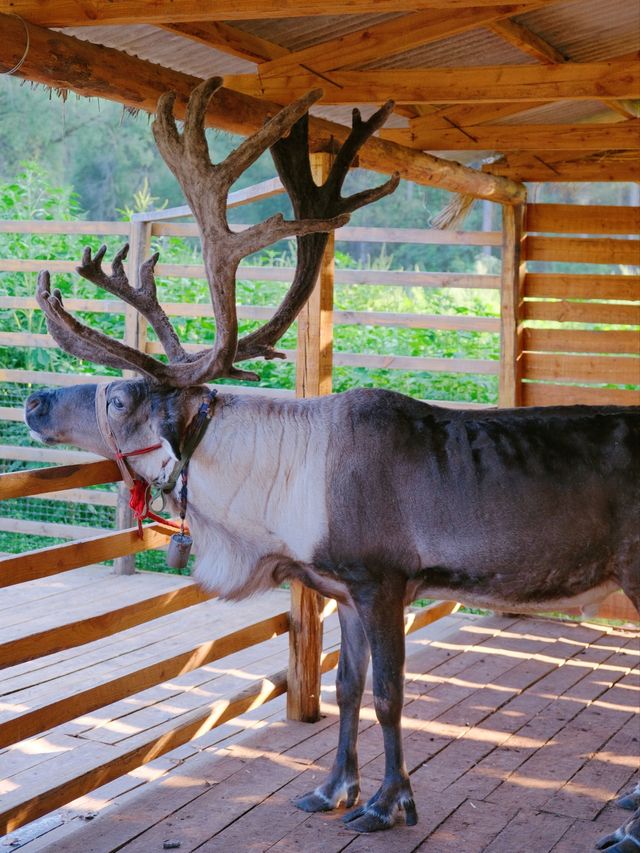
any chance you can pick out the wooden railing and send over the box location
[0,458,459,835]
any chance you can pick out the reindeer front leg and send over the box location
[342,578,417,833]
[294,603,370,813]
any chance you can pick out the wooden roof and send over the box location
[1,1,639,191]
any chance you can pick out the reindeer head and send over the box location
[25,77,398,468]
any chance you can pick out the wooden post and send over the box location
[114,217,152,575]
[499,202,526,408]
[287,153,334,722]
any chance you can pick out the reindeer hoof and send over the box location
[293,790,336,813]
[342,794,417,833]
[596,809,640,851]
[293,782,359,813]
[617,785,640,811]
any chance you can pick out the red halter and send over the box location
[94,384,183,537]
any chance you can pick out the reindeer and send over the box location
[24,78,639,837]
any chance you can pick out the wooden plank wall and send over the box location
[520,203,640,407]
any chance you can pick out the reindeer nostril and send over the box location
[26,392,47,414]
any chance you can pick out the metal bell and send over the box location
[166,532,193,569]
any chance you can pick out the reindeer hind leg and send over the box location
[342,576,417,833]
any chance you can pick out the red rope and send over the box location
[128,479,185,538]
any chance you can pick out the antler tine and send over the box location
[220,88,324,192]
[36,270,173,381]
[76,243,189,364]
[235,103,400,363]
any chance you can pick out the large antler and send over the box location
[37,77,398,386]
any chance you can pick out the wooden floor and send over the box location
[1,568,637,853]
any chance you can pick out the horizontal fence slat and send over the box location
[524,301,640,325]
[0,221,130,235]
[15,487,118,507]
[0,445,103,466]
[0,459,119,500]
[0,267,500,292]
[0,517,108,540]
[522,353,640,385]
[0,294,124,312]
[524,273,640,301]
[525,204,640,236]
[0,610,290,749]
[0,523,171,587]
[144,341,500,375]
[522,383,640,406]
[0,368,115,386]
[526,235,640,265]
[0,580,212,668]
[595,591,640,622]
[523,328,640,355]
[0,407,23,422]
[332,351,500,375]
[150,221,501,246]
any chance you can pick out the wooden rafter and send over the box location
[0,0,559,26]
[159,22,288,64]
[225,60,640,104]
[485,152,640,182]
[487,18,567,64]
[489,19,637,128]
[0,14,525,205]
[255,3,554,79]
[382,121,640,151]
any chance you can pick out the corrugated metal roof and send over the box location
[494,100,622,125]
[518,0,640,61]
[227,14,403,53]
[60,24,255,76]
[354,27,539,71]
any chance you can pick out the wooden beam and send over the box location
[225,60,640,104]
[256,3,551,78]
[3,0,558,27]
[488,22,637,134]
[382,121,640,151]
[159,21,288,64]
[486,154,640,182]
[499,204,525,407]
[403,101,550,131]
[487,18,566,65]
[1,15,525,204]
[288,152,332,724]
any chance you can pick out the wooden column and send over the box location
[288,153,334,722]
[499,203,526,408]
[114,218,152,576]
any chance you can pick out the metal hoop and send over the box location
[1,15,30,76]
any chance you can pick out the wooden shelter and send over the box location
[0,2,638,849]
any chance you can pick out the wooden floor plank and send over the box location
[2,614,637,853]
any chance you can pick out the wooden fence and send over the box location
[513,203,639,407]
